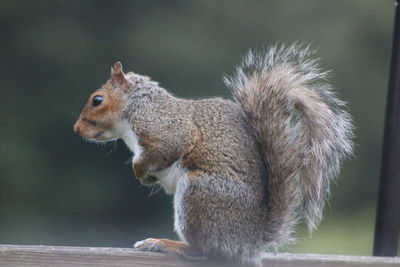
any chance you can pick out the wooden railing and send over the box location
[1,244,399,267]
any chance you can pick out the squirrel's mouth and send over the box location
[138,175,158,186]
[92,131,105,139]
[87,131,117,143]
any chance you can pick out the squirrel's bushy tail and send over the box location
[224,44,353,248]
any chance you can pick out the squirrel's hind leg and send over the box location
[133,238,205,260]
[173,171,267,266]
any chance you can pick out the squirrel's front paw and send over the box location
[133,161,158,186]
[133,238,165,252]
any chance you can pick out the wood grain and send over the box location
[0,244,399,267]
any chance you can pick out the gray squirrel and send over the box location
[73,44,353,266]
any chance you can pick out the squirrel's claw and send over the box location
[133,238,164,252]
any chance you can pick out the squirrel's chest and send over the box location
[153,160,186,195]
[118,122,186,194]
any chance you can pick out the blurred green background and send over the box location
[0,0,397,256]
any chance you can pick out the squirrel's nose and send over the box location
[73,121,81,134]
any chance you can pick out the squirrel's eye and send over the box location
[92,95,104,107]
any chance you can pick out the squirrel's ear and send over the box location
[111,62,129,91]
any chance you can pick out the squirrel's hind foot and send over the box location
[133,238,165,253]
[133,238,206,261]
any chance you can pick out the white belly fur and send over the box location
[153,160,186,195]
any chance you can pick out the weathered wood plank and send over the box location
[0,244,399,267]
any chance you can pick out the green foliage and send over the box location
[0,0,394,253]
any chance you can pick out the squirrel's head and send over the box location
[73,62,132,143]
